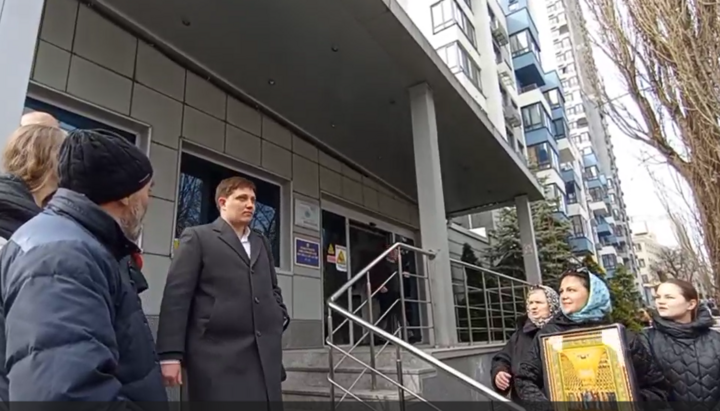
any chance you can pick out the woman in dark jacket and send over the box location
[490,285,560,401]
[647,279,720,405]
[0,123,64,243]
[515,269,668,403]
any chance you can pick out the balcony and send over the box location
[596,220,614,235]
[525,126,557,148]
[586,175,607,189]
[491,17,509,46]
[513,51,545,89]
[504,100,522,128]
[570,236,595,255]
[582,151,599,167]
[561,164,581,184]
[589,198,610,217]
[557,138,578,164]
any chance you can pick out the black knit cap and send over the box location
[58,129,153,205]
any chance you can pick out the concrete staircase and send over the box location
[282,347,438,407]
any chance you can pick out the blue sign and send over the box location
[295,237,320,269]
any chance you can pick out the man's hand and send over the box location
[161,362,183,387]
[403,271,411,278]
[495,371,511,391]
[380,286,388,293]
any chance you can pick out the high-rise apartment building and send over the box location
[631,221,663,303]
[399,0,637,278]
[543,0,638,276]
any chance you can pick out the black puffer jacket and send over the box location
[0,174,40,242]
[515,313,668,403]
[646,307,720,404]
[490,316,541,401]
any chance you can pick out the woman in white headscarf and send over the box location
[490,285,560,401]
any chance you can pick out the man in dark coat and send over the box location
[156,176,289,406]
[0,129,167,403]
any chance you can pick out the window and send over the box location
[510,30,540,62]
[572,132,590,145]
[545,89,562,108]
[544,184,567,214]
[24,98,135,142]
[176,152,282,266]
[552,119,567,139]
[584,165,599,180]
[565,181,582,204]
[527,143,559,171]
[635,243,643,251]
[521,103,551,131]
[587,187,605,202]
[639,259,646,268]
[567,104,584,115]
[570,216,587,237]
[508,0,519,11]
[436,41,483,92]
[641,275,649,283]
[602,255,617,269]
[431,0,477,47]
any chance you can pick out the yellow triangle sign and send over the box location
[328,244,335,255]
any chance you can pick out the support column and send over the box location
[0,0,44,158]
[409,83,457,347]
[516,195,542,284]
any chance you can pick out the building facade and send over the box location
[0,0,545,351]
[542,0,638,275]
[630,221,662,303]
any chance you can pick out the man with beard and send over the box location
[0,129,167,403]
[156,176,288,408]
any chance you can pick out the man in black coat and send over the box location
[0,129,167,404]
[156,176,289,407]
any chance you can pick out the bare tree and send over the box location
[651,245,696,283]
[579,0,720,294]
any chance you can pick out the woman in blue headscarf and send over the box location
[514,269,668,403]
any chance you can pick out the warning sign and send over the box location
[335,246,348,272]
[327,244,336,263]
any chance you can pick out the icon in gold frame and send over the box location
[539,324,639,409]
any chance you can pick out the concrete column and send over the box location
[409,83,457,347]
[516,195,542,284]
[0,0,44,157]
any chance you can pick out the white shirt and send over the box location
[161,227,251,366]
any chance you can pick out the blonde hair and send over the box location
[2,125,65,193]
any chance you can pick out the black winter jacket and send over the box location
[646,307,720,404]
[0,189,167,405]
[0,174,41,242]
[491,316,541,401]
[515,313,668,403]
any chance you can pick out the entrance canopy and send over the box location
[97,0,543,215]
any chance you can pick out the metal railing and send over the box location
[325,243,527,411]
[451,259,533,344]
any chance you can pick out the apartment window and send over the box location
[567,104,584,115]
[510,30,540,62]
[587,187,605,202]
[639,259,646,268]
[431,0,477,47]
[602,255,617,269]
[572,132,590,145]
[436,41,482,92]
[521,103,551,131]
[176,152,282,266]
[552,119,567,139]
[635,243,643,251]
[544,184,567,214]
[565,181,582,204]
[545,89,562,108]
[584,165,599,181]
[561,38,571,48]
[508,0,519,11]
[527,143,559,171]
[570,215,587,237]
[641,275,649,283]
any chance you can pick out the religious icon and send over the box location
[539,324,639,411]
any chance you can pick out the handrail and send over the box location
[328,301,525,411]
[328,242,436,303]
[450,259,534,286]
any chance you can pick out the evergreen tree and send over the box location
[486,199,575,289]
[581,255,605,277]
[607,264,644,331]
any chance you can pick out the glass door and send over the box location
[321,210,350,344]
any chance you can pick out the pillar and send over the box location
[516,195,542,284]
[0,0,44,158]
[409,83,457,347]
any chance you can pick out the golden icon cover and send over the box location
[539,324,639,410]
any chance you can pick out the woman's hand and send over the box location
[495,371,512,391]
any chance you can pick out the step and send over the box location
[284,364,436,393]
[283,348,430,370]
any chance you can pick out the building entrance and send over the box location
[320,205,424,346]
